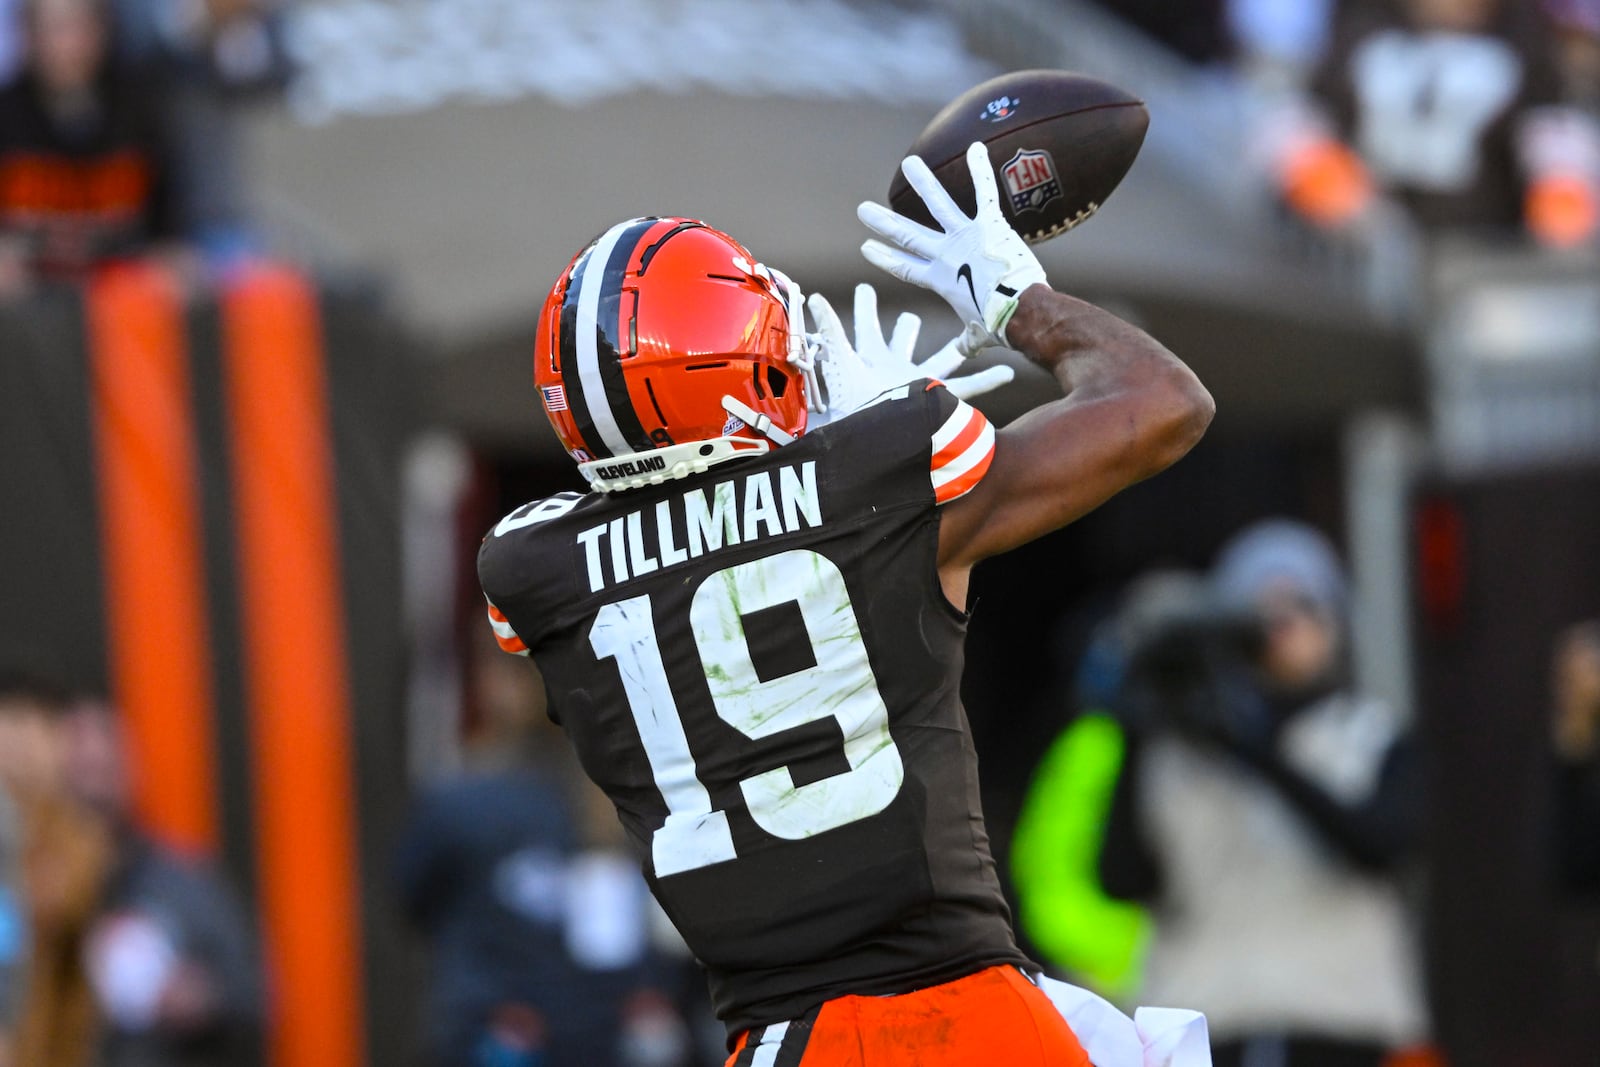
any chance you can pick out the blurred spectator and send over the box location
[0,0,182,294]
[1018,522,1431,1067]
[1272,0,1600,247]
[1011,702,1152,1003]
[62,699,262,1067]
[0,784,22,1067]
[1089,0,1230,63]
[1552,620,1600,894]
[107,0,289,259]
[1546,0,1600,113]
[0,0,20,83]
[0,666,112,1067]
[1226,0,1336,90]
[397,643,692,1067]
[110,0,286,91]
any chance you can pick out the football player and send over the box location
[479,144,1214,1066]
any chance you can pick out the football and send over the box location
[888,70,1149,244]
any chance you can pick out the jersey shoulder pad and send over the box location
[816,379,995,506]
[478,490,599,657]
[488,492,588,539]
[477,491,589,606]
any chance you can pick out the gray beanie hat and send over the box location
[1211,519,1347,617]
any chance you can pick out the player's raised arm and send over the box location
[941,282,1212,561]
[858,143,1213,589]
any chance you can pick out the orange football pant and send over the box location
[726,965,1091,1066]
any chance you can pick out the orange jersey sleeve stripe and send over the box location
[485,600,530,655]
[931,399,982,454]
[931,407,988,470]
[493,631,530,655]
[934,442,995,504]
[931,398,997,505]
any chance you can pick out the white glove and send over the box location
[806,283,1015,427]
[858,141,1048,346]
[920,320,1015,388]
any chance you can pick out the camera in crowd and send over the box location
[1091,572,1273,750]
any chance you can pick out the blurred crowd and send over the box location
[395,637,715,1067]
[1554,622,1600,898]
[0,9,291,1051]
[0,668,260,1067]
[1014,524,1431,1067]
[1011,518,1600,1067]
[1095,0,1600,251]
[0,0,286,299]
[1019,9,1600,1059]
[2,2,1598,1067]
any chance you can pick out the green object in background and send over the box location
[1010,712,1150,1001]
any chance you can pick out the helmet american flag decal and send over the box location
[558,217,658,460]
[539,384,568,412]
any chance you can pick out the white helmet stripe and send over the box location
[573,219,645,459]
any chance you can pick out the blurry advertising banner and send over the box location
[0,263,414,1067]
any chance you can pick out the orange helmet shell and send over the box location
[534,218,809,468]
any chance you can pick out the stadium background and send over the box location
[2,1,1598,1066]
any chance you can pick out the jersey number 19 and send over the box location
[589,548,905,876]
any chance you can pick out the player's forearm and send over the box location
[1009,285,1181,390]
[1007,284,1214,473]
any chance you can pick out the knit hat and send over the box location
[1212,519,1347,617]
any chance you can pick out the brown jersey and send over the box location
[478,382,1033,1035]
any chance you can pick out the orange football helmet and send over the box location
[534,217,817,492]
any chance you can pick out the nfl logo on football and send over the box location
[1002,149,1062,214]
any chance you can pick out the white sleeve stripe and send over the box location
[488,614,519,642]
[931,421,995,489]
[749,1021,790,1067]
[931,399,981,453]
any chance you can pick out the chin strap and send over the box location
[720,396,795,446]
[579,434,772,493]
[579,395,796,493]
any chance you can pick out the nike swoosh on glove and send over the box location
[858,141,1048,346]
[806,284,1015,429]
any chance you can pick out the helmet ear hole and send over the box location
[766,366,790,398]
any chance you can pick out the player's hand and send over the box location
[858,142,1047,346]
[806,284,1014,425]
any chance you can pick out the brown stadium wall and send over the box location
[0,266,417,1067]
[1411,467,1600,1067]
